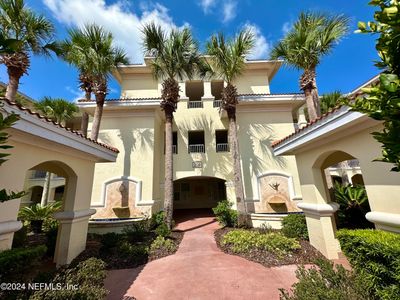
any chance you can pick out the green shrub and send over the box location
[213,200,238,227]
[150,211,165,229]
[222,229,300,257]
[279,258,371,300]
[45,225,58,256]
[100,232,121,251]
[0,245,47,280]
[337,229,400,300]
[42,217,59,232]
[155,223,171,238]
[12,226,28,248]
[30,257,108,300]
[150,236,176,252]
[118,241,148,258]
[123,220,149,242]
[281,214,309,240]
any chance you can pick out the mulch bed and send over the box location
[72,230,184,270]
[215,227,324,268]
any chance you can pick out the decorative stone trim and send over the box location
[297,202,339,217]
[254,171,301,202]
[0,220,22,237]
[366,211,400,233]
[54,209,96,222]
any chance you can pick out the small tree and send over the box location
[347,0,400,171]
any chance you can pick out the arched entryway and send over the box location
[173,176,226,211]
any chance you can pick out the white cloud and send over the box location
[282,21,293,35]
[65,86,85,102]
[222,1,237,23]
[43,0,183,63]
[199,0,216,13]
[244,23,271,60]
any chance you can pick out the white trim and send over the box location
[0,220,22,236]
[366,211,400,233]
[3,102,118,162]
[252,171,301,202]
[78,99,160,109]
[274,106,374,155]
[53,209,96,222]
[94,176,142,208]
[297,202,339,217]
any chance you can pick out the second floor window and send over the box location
[216,130,229,152]
[188,131,205,153]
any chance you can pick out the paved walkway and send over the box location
[105,210,300,300]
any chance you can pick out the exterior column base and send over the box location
[53,209,96,266]
[297,202,341,259]
[0,220,22,250]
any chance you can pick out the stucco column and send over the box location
[297,106,308,129]
[53,208,96,266]
[179,82,189,100]
[201,81,214,100]
[297,202,341,259]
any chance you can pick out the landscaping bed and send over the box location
[215,227,323,268]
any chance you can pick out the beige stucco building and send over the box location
[78,59,307,228]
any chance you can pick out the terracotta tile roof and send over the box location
[78,97,161,103]
[271,106,343,148]
[1,97,119,153]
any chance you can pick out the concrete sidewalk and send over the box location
[105,211,300,300]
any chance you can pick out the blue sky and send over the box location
[0,0,379,101]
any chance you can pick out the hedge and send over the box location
[337,229,400,300]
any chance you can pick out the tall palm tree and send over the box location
[270,12,349,121]
[61,24,128,141]
[34,96,78,125]
[0,0,57,102]
[206,29,255,226]
[34,97,78,206]
[142,23,208,229]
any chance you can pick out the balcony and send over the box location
[213,100,222,108]
[172,145,177,154]
[31,170,47,179]
[187,101,203,109]
[188,144,205,153]
[216,143,229,152]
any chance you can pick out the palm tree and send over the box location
[206,29,255,226]
[320,90,343,115]
[142,23,208,229]
[34,96,78,125]
[34,97,78,206]
[0,0,57,102]
[61,24,128,140]
[270,12,349,121]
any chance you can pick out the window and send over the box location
[188,131,205,153]
[215,130,229,152]
[164,131,178,154]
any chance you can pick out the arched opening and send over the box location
[173,176,226,215]
[16,160,78,266]
[320,151,373,230]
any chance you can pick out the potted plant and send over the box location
[18,201,62,233]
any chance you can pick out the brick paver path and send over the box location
[105,210,300,300]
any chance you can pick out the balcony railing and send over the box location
[31,170,47,179]
[188,101,203,108]
[188,144,205,153]
[213,100,222,108]
[216,143,229,152]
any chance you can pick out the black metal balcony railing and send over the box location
[31,170,47,179]
[213,100,222,108]
[188,144,205,153]
[187,101,203,108]
[216,143,229,152]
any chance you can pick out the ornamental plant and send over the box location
[347,0,400,171]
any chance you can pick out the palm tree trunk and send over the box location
[301,68,321,122]
[227,111,247,226]
[80,90,90,137]
[5,67,22,102]
[338,161,350,185]
[90,93,105,141]
[40,172,51,207]
[164,110,174,229]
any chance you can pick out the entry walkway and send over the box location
[105,210,300,300]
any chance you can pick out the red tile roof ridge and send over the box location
[271,105,344,148]
[1,97,119,153]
